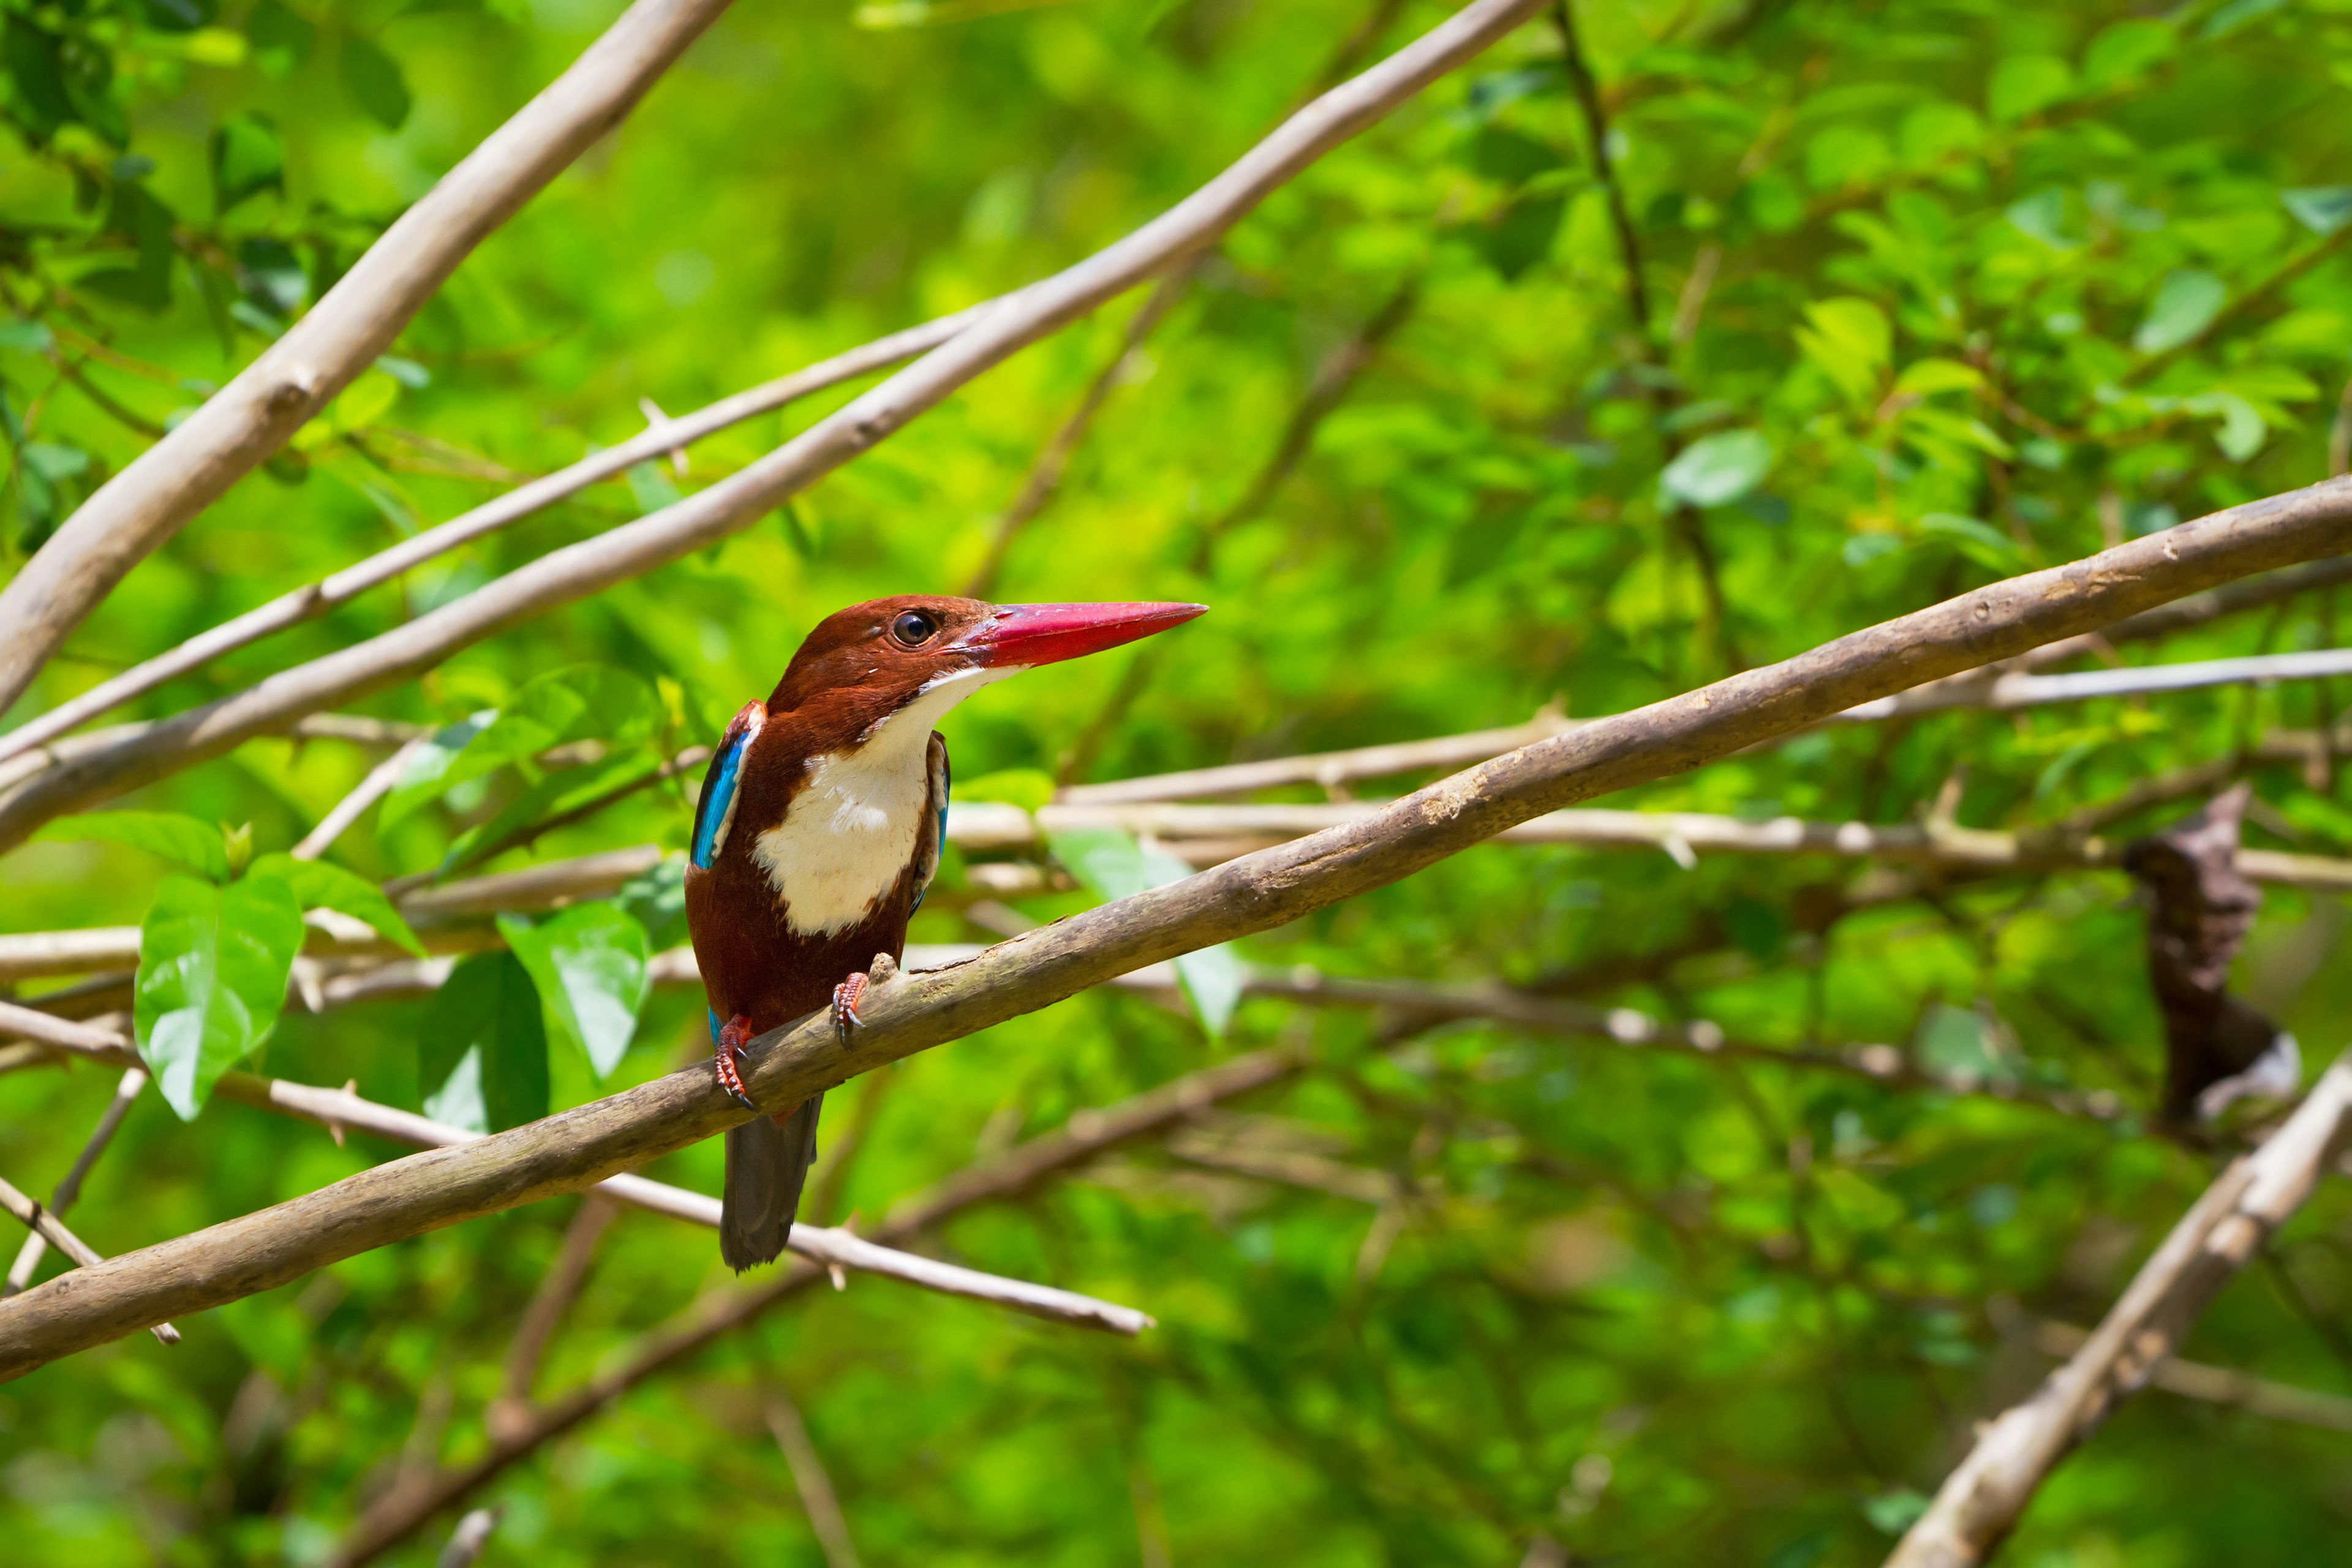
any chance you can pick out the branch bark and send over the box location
[1886,1052,2352,1568]
[0,0,1547,854]
[0,0,739,718]
[1,486,2346,1375]
[0,1172,176,1344]
[0,314,973,768]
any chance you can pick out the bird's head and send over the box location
[765,594,1207,728]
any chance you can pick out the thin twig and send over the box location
[4,1066,147,1296]
[3,491,2347,1376]
[0,0,1548,853]
[294,736,431,861]
[1887,1052,2352,1568]
[2024,1317,2352,1434]
[1185,273,1422,573]
[1553,0,1647,334]
[767,1392,864,1568]
[0,0,740,718]
[0,1172,177,1343]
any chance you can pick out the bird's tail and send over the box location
[720,1093,823,1271]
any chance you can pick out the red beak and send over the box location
[958,601,1207,668]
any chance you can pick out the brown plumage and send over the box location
[685,594,1205,1268]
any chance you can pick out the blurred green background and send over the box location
[4,0,2352,1562]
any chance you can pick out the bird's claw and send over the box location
[714,1014,757,1110]
[831,952,898,1049]
[831,973,868,1048]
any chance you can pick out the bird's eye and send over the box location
[889,609,939,647]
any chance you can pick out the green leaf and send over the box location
[210,110,283,214]
[1892,358,1984,397]
[399,668,662,828]
[246,0,315,76]
[616,856,688,952]
[135,872,306,1118]
[497,903,650,1078]
[420,951,550,1133]
[626,459,683,516]
[247,853,425,956]
[1661,430,1773,508]
[2133,270,2227,355]
[86,178,177,312]
[36,811,230,881]
[341,36,412,129]
[380,710,497,828]
[1795,297,1891,404]
[1918,512,2022,570]
[1987,54,2073,123]
[2283,187,2352,238]
[2079,20,2175,89]
[1049,829,1242,1037]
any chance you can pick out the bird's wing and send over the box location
[910,730,949,916]
[690,700,765,870]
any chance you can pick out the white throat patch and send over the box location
[753,663,1022,937]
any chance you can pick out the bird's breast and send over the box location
[752,741,927,937]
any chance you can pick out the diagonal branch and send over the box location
[0,0,739,718]
[1886,1052,2352,1568]
[0,313,976,769]
[0,486,2345,1375]
[4,1065,147,1296]
[0,0,1548,855]
[0,1172,177,1344]
[767,1392,864,1568]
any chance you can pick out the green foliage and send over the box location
[246,852,426,957]
[133,872,304,1118]
[421,951,551,1133]
[497,904,650,1079]
[1052,828,1242,1036]
[4,0,2352,1562]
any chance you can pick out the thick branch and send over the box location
[2025,1317,2352,1435]
[2,486,2345,1374]
[0,0,737,717]
[1887,1052,2352,1568]
[0,0,1546,854]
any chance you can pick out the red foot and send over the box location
[832,973,869,1047]
[714,1014,756,1110]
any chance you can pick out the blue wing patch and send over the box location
[910,732,948,917]
[691,706,760,870]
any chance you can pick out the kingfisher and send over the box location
[684,594,1207,1269]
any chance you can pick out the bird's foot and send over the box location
[831,952,899,1048]
[714,1014,756,1110]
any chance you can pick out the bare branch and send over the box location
[1836,646,2352,724]
[433,1506,503,1568]
[0,315,976,768]
[0,0,1550,854]
[4,1066,146,1297]
[2,487,2345,1375]
[0,0,739,717]
[1887,1052,2352,1568]
[962,801,2352,894]
[0,1172,176,1344]
[767,1392,864,1568]
[2024,1317,2352,1435]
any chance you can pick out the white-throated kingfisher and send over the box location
[685,594,1206,1269]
